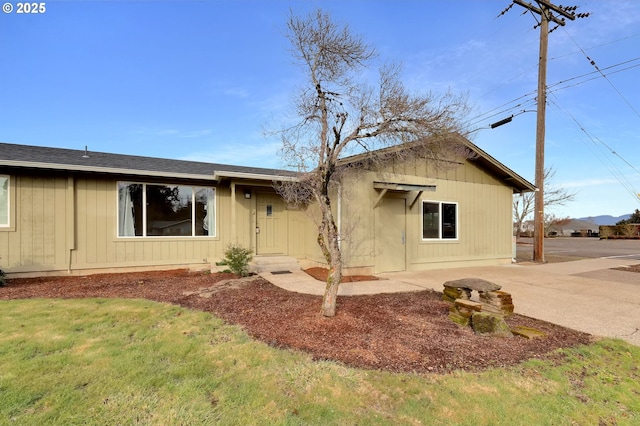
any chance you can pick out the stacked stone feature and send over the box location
[449,299,482,326]
[443,278,502,300]
[442,285,471,303]
[443,278,514,337]
[479,290,514,317]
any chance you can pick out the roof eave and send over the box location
[0,160,219,181]
[461,140,536,193]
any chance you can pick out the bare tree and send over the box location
[277,10,469,317]
[513,166,576,236]
[544,214,571,236]
[513,191,534,236]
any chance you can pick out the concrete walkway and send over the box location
[260,257,640,346]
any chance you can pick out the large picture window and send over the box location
[422,201,457,240]
[118,182,215,237]
[0,176,8,227]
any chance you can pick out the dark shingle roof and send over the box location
[0,142,296,181]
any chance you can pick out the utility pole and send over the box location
[510,0,586,263]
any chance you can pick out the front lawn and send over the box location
[1,298,639,425]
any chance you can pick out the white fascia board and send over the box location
[213,170,298,182]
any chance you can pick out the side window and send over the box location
[0,176,9,227]
[422,202,439,239]
[422,201,458,240]
[195,187,215,236]
[118,182,143,236]
[442,203,457,239]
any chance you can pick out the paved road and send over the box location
[517,237,640,261]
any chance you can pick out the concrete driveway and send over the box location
[261,238,640,346]
[264,249,640,346]
[379,257,640,346]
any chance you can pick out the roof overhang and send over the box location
[1,159,300,183]
[0,159,219,181]
[458,138,536,194]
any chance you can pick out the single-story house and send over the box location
[518,219,599,237]
[0,135,535,278]
[548,219,598,237]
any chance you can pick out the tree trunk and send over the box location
[316,192,342,317]
[321,259,342,317]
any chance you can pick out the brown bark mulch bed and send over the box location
[1,269,594,374]
[613,264,640,273]
[303,267,379,282]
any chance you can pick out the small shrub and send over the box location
[0,256,5,286]
[219,244,253,277]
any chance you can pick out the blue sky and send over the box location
[1,0,639,219]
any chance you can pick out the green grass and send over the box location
[1,298,639,425]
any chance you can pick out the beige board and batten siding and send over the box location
[336,176,376,273]
[286,202,319,260]
[228,185,317,260]
[0,173,70,273]
[73,177,227,272]
[279,194,325,263]
[410,159,513,269]
[1,171,231,275]
[339,157,514,274]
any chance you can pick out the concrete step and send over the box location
[249,256,302,274]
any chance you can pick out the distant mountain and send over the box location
[576,215,631,225]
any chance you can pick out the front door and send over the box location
[256,193,286,255]
[375,198,406,273]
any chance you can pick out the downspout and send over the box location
[66,176,76,273]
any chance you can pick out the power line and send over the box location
[547,62,640,97]
[547,57,640,91]
[473,9,638,129]
[483,33,640,99]
[548,95,640,203]
[561,27,640,121]
[550,32,640,61]
[467,56,640,129]
[466,96,538,130]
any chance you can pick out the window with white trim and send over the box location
[422,201,458,240]
[118,182,215,237]
[0,176,9,227]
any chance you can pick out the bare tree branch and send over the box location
[513,166,577,236]
[277,9,470,316]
